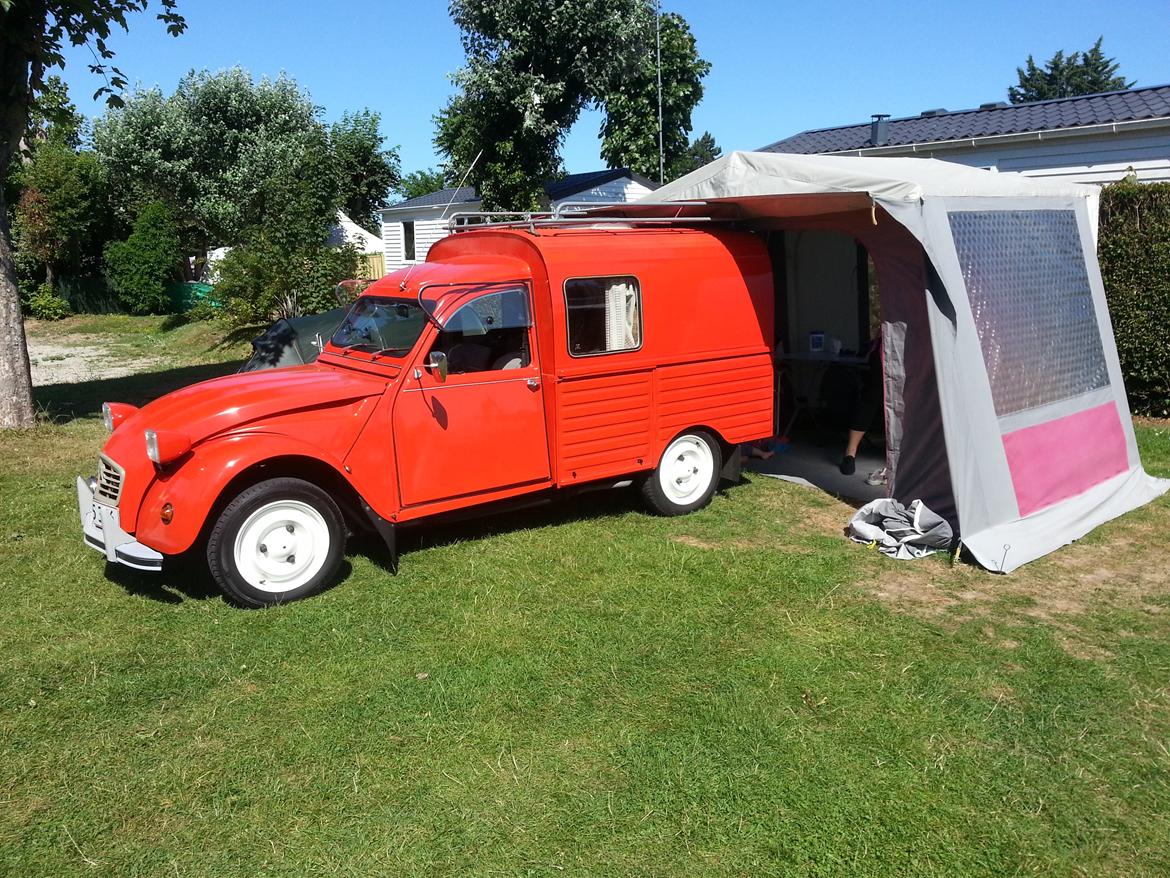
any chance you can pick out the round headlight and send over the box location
[101,403,114,433]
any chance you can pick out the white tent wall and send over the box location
[645,151,1168,572]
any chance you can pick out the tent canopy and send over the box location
[641,151,1166,572]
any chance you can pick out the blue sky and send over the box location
[57,0,1169,178]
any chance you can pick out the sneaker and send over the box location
[839,455,856,475]
[866,467,889,486]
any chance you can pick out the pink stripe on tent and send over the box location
[1003,402,1130,517]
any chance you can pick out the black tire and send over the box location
[640,429,722,516]
[207,477,346,608]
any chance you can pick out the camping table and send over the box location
[776,352,869,437]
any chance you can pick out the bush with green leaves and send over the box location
[1099,178,1170,417]
[208,236,358,328]
[103,203,183,315]
[26,282,71,320]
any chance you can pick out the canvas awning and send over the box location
[641,152,1166,572]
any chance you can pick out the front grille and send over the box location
[96,454,124,505]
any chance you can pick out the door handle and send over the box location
[527,378,540,390]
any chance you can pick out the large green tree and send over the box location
[94,70,399,268]
[330,110,401,231]
[0,0,185,429]
[1009,37,1134,104]
[399,167,449,201]
[435,0,651,210]
[599,12,710,183]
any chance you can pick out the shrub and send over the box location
[209,237,359,327]
[104,202,183,314]
[1098,178,1170,417]
[27,282,71,320]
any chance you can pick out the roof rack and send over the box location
[447,201,725,234]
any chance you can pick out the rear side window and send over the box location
[564,276,642,356]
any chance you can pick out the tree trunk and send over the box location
[0,185,36,429]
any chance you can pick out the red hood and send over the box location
[107,363,389,452]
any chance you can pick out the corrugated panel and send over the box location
[557,371,653,482]
[655,356,774,444]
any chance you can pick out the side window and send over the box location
[431,288,532,375]
[565,276,642,356]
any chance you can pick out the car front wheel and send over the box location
[207,477,346,607]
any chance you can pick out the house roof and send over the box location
[383,167,660,211]
[760,84,1170,154]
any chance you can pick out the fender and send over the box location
[134,432,362,556]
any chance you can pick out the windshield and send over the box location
[330,296,428,356]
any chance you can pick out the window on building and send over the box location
[403,221,416,261]
[564,276,642,356]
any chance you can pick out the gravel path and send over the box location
[27,338,162,386]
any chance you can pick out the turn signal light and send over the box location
[144,429,192,466]
[101,402,138,433]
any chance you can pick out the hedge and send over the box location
[1098,178,1170,418]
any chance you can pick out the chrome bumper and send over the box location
[76,476,164,572]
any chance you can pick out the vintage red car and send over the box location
[78,221,776,606]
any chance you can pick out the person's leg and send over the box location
[841,366,882,475]
[839,429,863,474]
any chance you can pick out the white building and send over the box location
[379,168,660,272]
[760,84,1170,185]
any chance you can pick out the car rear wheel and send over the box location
[640,429,722,516]
[207,477,346,607]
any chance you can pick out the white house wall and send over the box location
[380,178,657,272]
[381,209,479,273]
[556,179,657,204]
[866,128,1170,185]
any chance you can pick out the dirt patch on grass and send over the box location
[27,338,165,386]
[849,496,1170,657]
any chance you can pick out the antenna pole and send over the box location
[656,0,664,184]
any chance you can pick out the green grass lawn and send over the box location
[3,316,1170,877]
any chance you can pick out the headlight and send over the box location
[102,402,138,433]
[144,429,192,466]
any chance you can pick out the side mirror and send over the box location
[425,350,449,382]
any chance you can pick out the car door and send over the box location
[392,285,551,507]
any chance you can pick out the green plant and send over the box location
[210,236,358,327]
[25,282,70,320]
[1098,178,1170,417]
[104,202,183,315]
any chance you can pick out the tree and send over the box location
[13,141,109,291]
[104,201,181,314]
[1009,37,1133,104]
[399,168,449,201]
[599,12,710,183]
[0,0,185,429]
[435,0,649,210]
[94,69,336,265]
[668,130,720,181]
[330,110,401,231]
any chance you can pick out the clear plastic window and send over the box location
[948,210,1109,416]
[565,276,642,356]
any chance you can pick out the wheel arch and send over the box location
[135,435,374,556]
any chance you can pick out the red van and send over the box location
[77,222,775,606]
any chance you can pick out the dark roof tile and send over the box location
[760,84,1170,154]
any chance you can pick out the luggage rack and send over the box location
[447,201,728,234]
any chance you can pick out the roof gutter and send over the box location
[824,115,1170,157]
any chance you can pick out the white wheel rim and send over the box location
[658,435,715,506]
[232,500,331,594]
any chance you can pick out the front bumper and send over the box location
[76,476,164,572]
